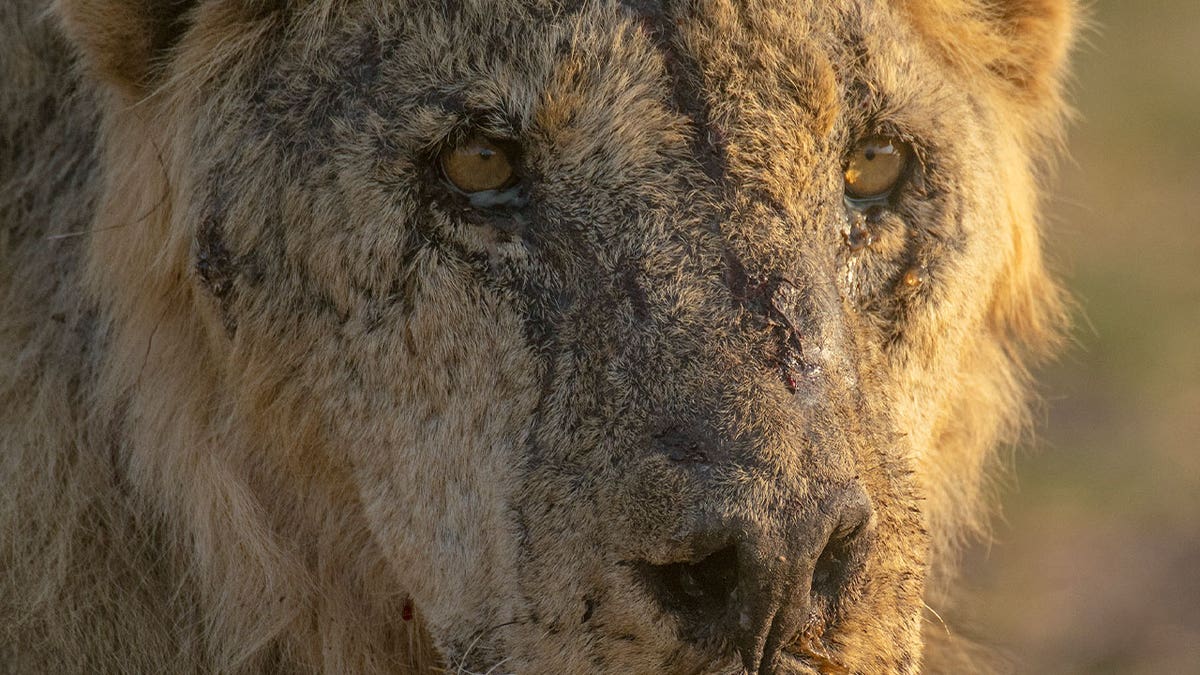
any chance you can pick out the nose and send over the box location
[640,483,874,674]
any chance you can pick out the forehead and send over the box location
[298,0,884,122]
[250,0,950,147]
[305,1,919,181]
[222,0,975,232]
[220,0,974,245]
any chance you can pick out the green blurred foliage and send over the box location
[956,1,1200,672]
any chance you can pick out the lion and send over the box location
[0,0,1073,672]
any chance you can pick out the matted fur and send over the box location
[1,0,1072,673]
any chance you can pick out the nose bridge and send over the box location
[633,209,861,474]
[626,233,876,670]
[722,236,849,379]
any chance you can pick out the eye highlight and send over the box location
[440,136,517,194]
[844,135,911,201]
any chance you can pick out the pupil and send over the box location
[478,149,494,161]
[864,148,876,161]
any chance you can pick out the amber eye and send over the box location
[440,136,517,194]
[844,135,910,200]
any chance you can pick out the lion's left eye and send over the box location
[440,136,518,194]
[844,135,911,201]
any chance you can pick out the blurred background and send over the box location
[952,1,1200,672]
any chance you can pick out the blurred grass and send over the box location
[956,1,1200,672]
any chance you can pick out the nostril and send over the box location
[811,534,850,600]
[642,544,739,629]
[810,509,871,609]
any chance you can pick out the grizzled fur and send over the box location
[1,0,1072,673]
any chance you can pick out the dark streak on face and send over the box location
[621,0,728,185]
[619,257,651,322]
[195,204,240,335]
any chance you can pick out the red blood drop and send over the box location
[402,600,414,622]
[782,367,797,393]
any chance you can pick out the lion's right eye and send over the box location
[440,136,518,194]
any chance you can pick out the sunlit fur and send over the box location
[2,0,1072,673]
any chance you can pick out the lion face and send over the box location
[52,0,1069,672]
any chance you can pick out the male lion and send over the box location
[1,0,1072,673]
